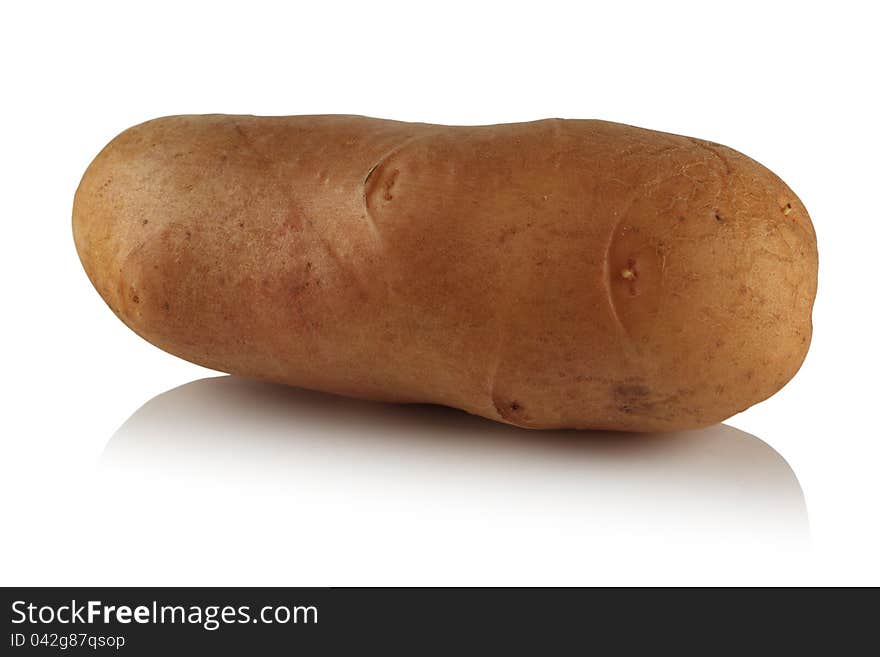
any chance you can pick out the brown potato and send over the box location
[73,115,818,431]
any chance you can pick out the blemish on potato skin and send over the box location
[492,394,530,423]
[615,383,650,398]
[613,383,653,415]
[498,226,519,244]
[382,169,399,201]
[618,258,640,296]
[289,281,312,298]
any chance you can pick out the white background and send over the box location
[1,1,877,586]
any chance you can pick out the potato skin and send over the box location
[73,115,817,431]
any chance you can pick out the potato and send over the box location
[73,115,817,431]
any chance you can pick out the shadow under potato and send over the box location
[104,376,807,544]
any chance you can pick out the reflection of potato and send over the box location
[73,115,817,430]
